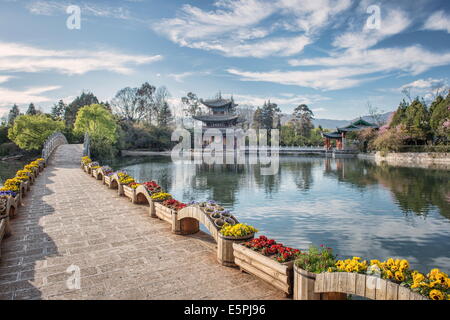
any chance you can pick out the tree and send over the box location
[74,104,118,158]
[390,99,409,128]
[136,82,156,124]
[430,93,450,142]
[51,100,67,120]
[252,107,263,129]
[292,104,314,138]
[154,87,172,127]
[65,92,99,127]
[112,87,143,122]
[367,102,385,127]
[403,98,430,142]
[181,92,201,117]
[8,114,64,150]
[260,101,281,130]
[26,103,37,115]
[7,104,20,126]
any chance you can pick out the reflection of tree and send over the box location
[283,158,315,191]
[372,165,450,219]
[324,158,450,219]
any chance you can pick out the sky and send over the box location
[0,0,449,120]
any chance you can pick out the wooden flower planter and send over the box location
[293,267,428,300]
[104,175,117,189]
[0,215,11,259]
[233,243,294,295]
[123,185,137,203]
[217,233,254,267]
[154,202,173,224]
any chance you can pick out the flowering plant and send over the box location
[24,163,38,170]
[143,181,162,194]
[15,175,29,182]
[0,178,22,193]
[0,190,16,197]
[150,192,172,201]
[81,156,92,165]
[243,236,300,262]
[295,245,337,274]
[36,158,45,163]
[128,182,140,189]
[219,223,258,237]
[17,169,32,176]
[162,199,186,211]
[117,172,135,185]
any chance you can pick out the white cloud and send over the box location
[228,92,330,108]
[168,71,211,83]
[332,9,411,49]
[0,42,163,75]
[0,75,12,84]
[0,85,61,108]
[27,1,133,20]
[423,10,450,33]
[228,67,379,90]
[276,0,352,33]
[152,0,297,58]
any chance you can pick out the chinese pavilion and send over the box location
[322,118,378,150]
[193,97,244,145]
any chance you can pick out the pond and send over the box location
[113,155,450,274]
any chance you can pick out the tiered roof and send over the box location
[322,118,378,139]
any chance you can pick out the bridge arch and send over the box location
[176,206,218,240]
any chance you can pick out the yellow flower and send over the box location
[429,289,445,300]
[394,271,405,282]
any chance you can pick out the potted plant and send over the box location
[151,192,173,222]
[233,235,300,295]
[217,223,257,267]
[123,182,140,203]
[0,179,21,209]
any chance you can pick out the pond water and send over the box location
[114,155,450,274]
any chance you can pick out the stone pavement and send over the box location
[0,144,285,300]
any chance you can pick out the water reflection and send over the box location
[117,155,450,273]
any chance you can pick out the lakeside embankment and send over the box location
[358,152,450,170]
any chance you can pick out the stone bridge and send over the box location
[0,144,284,300]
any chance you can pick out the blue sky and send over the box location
[0,0,449,120]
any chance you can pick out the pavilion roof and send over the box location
[193,114,240,122]
[337,118,378,132]
[322,131,342,139]
[200,98,237,108]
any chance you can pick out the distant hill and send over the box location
[280,112,393,130]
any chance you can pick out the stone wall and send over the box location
[357,152,450,170]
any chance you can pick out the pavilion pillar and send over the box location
[341,132,346,150]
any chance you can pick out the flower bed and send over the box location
[123,182,140,203]
[142,181,162,194]
[292,245,448,300]
[233,235,300,295]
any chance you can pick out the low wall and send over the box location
[358,152,450,170]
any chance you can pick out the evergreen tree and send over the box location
[292,104,314,138]
[252,107,263,129]
[404,98,430,142]
[26,103,37,115]
[430,92,450,142]
[260,100,281,130]
[7,104,20,126]
[390,99,409,128]
[157,101,173,127]
[51,100,67,120]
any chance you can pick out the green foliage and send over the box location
[403,98,430,141]
[295,245,337,274]
[292,104,314,138]
[74,104,118,158]
[7,114,64,150]
[119,121,174,151]
[65,92,99,127]
[181,92,201,117]
[430,93,450,142]
[51,100,67,120]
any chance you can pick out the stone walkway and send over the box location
[0,144,284,300]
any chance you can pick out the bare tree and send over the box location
[367,102,385,127]
[112,87,143,122]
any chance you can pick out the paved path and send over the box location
[0,144,284,300]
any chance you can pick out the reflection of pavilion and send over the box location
[193,97,245,146]
[322,118,378,151]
